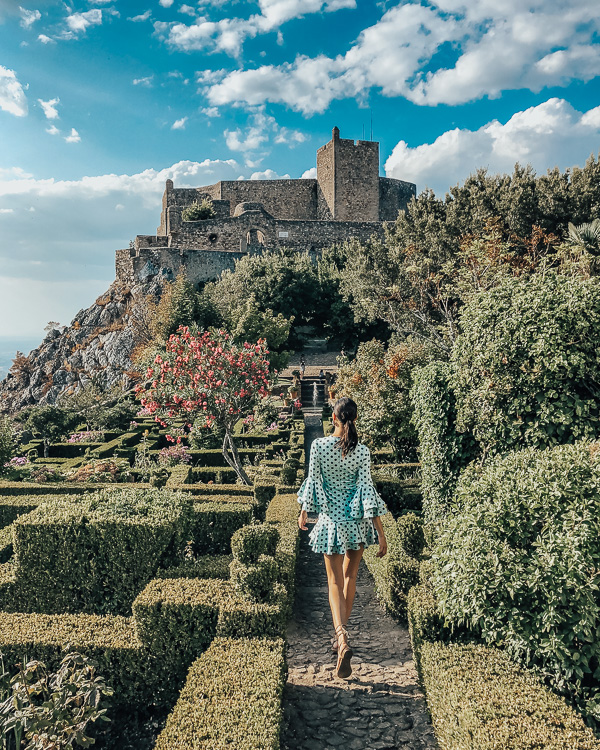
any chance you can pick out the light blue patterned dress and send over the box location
[297,435,388,555]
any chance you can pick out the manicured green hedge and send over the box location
[154,637,286,750]
[373,476,422,516]
[165,464,193,487]
[192,502,253,554]
[0,524,13,563]
[0,494,44,528]
[90,431,141,459]
[12,488,193,615]
[265,493,299,524]
[0,482,88,496]
[363,513,421,621]
[158,555,232,580]
[187,448,274,467]
[419,641,600,750]
[0,611,145,706]
[410,361,476,522]
[190,467,238,484]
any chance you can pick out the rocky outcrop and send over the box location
[0,279,163,413]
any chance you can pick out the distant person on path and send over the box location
[319,369,325,382]
[300,357,306,379]
[297,397,388,679]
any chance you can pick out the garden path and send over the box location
[281,414,437,750]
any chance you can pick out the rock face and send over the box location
[0,279,163,414]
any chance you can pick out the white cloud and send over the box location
[159,0,174,6]
[19,7,41,28]
[179,4,196,15]
[249,168,291,180]
[45,124,60,135]
[200,106,219,117]
[130,10,152,21]
[171,116,188,129]
[159,0,357,56]
[301,166,317,179]
[0,208,14,214]
[0,66,28,117]
[64,128,80,143]
[133,76,154,87]
[37,33,54,43]
[38,97,59,119]
[205,0,600,112]
[224,111,307,155]
[385,98,600,197]
[66,9,102,34]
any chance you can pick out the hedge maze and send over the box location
[0,413,305,748]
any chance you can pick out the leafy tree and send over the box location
[136,327,271,484]
[150,272,219,343]
[59,376,129,432]
[22,405,74,457]
[208,248,321,346]
[229,296,292,372]
[0,416,17,471]
[335,338,433,458]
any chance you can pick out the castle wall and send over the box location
[379,177,417,221]
[316,139,335,219]
[334,139,380,222]
[218,179,317,220]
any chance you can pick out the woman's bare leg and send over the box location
[342,545,364,625]
[324,553,346,630]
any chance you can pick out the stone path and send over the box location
[280,416,437,750]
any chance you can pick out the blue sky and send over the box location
[0,0,599,341]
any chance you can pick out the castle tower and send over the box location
[316,126,380,222]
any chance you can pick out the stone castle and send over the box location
[115,127,416,286]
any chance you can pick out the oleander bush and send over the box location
[432,441,600,722]
[154,637,286,750]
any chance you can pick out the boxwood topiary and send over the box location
[432,441,600,722]
[230,523,279,564]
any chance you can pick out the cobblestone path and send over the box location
[281,416,437,750]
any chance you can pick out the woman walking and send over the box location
[297,397,388,679]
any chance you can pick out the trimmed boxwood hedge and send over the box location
[158,555,232,581]
[420,641,600,750]
[0,494,44,527]
[265,493,299,524]
[372,474,422,516]
[12,488,194,615]
[192,502,253,554]
[154,637,286,750]
[363,513,421,621]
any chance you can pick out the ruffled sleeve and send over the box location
[297,440,325,514]
[348,445,388,520]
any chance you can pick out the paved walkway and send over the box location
[281,416,437,750]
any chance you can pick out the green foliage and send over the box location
[154,637,285,750]
[0,651,113,750]
[406,582,448,676]
[229,554,279,602]
[432,442,600,721]
[363,513,420,621]
[208,247,321,347]
[13,488,193,615]
[149,273,219,343]
[230,523,280,564]
[0,417,17,473]
[59,377,132,432]
[21,406,74,458]
[410,361,477,522]
[181,197,215,222]
[335,338,432,457]
[191,502,254,554]
[229,296,292,372]
[451,272,600,456]
[419,641,600,750]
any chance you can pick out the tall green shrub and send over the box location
[410,361,476,522]
[432,441,600,722]
[451,271,600,456]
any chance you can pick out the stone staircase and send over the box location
[300,376,327,413]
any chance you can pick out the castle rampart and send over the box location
[119,127,416,287]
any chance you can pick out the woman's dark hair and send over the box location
[333,397,358,457]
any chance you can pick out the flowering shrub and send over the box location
[67,431,103,443]
[136,327,271,484]
[4,456,29,468]
[22,464,64,483]
[292,399,302,409]
[136,408,151,417]
[129,420,139,429]
[66,459,132,484]
[157,444,191,467]
[266,422,278,432]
